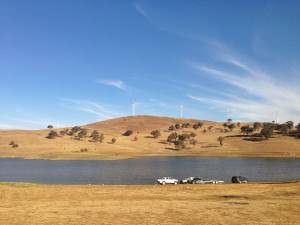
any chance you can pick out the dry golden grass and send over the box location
[0,182,299,225]
[0,115,300,160]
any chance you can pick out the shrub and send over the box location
[260,127,273,140]
[111,138,117,144]
[189,139,197,145]
[150,130,161,138]
[227,124,236,131]
[240,126,254,135]
[253,122,262,131]
[278,124,289,136]
[208,125,214,131]
[174,140,186,150]
[193,124,199,130]
[218,136,224,146]
[190,132,196,138]
[296,123,300,132]
[123,130,133,136]
[59,130,66,136]
[167,132,178,143]
[71,126,81,134]
[12,143,19,148]
[181,123,190,128]
[47,130,58,139]
[9,141,15,146]
[197,122,204,128]
[168,125,175,131]
[77,129,88,140]
[175,123,181,129]
[47,125,53,129]
[80,148,88,152]
[132,136,138,141]
[286,121,294,130]
[178,133,191,141]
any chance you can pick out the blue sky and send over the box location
[1,0,300,129]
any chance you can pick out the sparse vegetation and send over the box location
[77,129,88,140]
[260,127,274,140]
[80,148,88,152]
[111,138,117,144]
[12,143,19,148]
[218,136,224,146]
[46,130,58,139]
[150,130,161,138]
[123,130,133,136]
[47,125,53,129]
[174,140,186,150]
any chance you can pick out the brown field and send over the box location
[0,182,299,225]
[0,115,299,160]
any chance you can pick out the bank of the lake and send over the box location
[0,182,299,225]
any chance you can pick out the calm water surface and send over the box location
[0,157,300,184]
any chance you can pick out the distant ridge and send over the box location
[85,115,210,132]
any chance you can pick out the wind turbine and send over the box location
[132,102,136,116]
[180,105,183,118]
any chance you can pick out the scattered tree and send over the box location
[150,130,161,138]
[168,125,175,131]
[260,127,273,140]
[175,123,181,129]
[47,125,53,129]
[286,121,294,130]
[123,130,133,136]
[77,129,88,140]
[227,123,236,131]
[47,130,58,139]
[189,139,197,146]
[9,141,15,146]
[167,132,178,143]
[190,132,197,138]
[253,122,262,131]
[174,140,186,150]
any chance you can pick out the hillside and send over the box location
[0,115,300,160]
[85,115,211,132]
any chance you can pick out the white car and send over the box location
[157,177,178,185]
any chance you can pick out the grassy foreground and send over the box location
[0,182,299,225]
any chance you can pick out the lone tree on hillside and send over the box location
[123,130,133,136]
[227,118,232,123]
[47,125,53,129]
[47,130,58,139]
[150,130,161,138]
[90,130,104,143]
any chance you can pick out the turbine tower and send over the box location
[132,102,136,116]
[180,105,183,118]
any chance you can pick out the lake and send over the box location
[0,157,300,184]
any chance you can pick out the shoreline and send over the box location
[0,152,299,161]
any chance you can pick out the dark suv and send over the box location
[232,176,248,183]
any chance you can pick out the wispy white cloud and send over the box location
[188,44,300,123]
[134,2,148,18]
[60,98,122,120]
[97,80,127,91]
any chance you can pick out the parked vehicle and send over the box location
[180,177,195,184]
[232,176,248,183]
[191,177,206,184]
[157,177,178,185]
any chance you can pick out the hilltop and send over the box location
[0,115,300,160]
